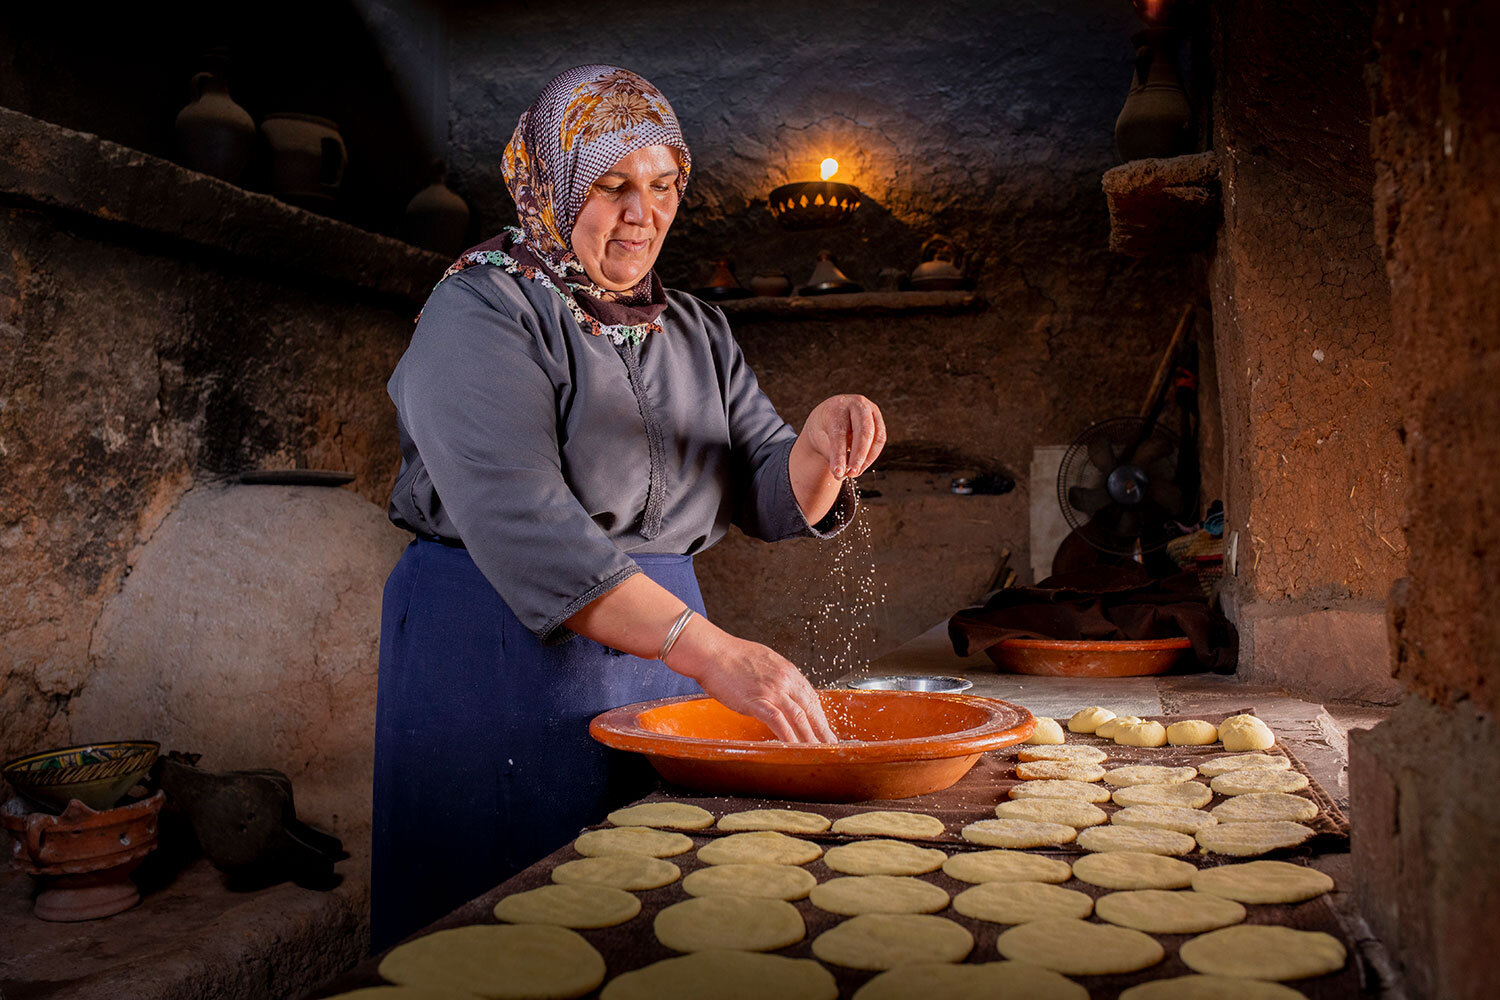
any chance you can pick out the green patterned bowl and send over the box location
[2,741,159,813]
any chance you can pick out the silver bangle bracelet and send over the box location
[657,608,696,661]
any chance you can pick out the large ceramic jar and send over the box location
[259,113,348,209]
[173,72,255,183]
[403,160,470,257]
[1115,28,1193,161]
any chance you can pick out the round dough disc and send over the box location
[1197,821,1314,856]
[600,950,838,1000]
[493,883,640,928]
[961,818,1077,848]
[831,810,945,839]
[551,855,681,890]
[994,918,1164,975]
[698,831,823,866]
[1071,851,1197,890]
[952,880,1094,923]
[718,808,831,834]
[1191,860,1335,904]
[995,798,1108,828]
[607,802,714,830]
[1118,975,1311,999]
[1017,744,1108,764]
[574,826,692,858]
[1077,826,1196,855]
[1094,890,1247,934]
[1178,925,1347,980]
[681,863,817,901]
[811,913,973,970]
[823,839,946,876]
[1211,770,1309,796]
[1009,779,1112,803]
[323,991,507,1000]
[942,849,1072,884]
[852,961,1089,1000]
[1211,792,1319,824]
[378,924,604,999]
[810,875,950,915]
[1197,753,1291,778]
[1104,765,1199,787]
[1165,721,1220,746]
[1067,706,1117,734]
[1016,760,1106,782]
[1023,717,1067,746]
[654,896,805,953]
[1113,781,1213,809]
[1112,805,1219,834]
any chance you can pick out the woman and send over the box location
[372,64,886,949]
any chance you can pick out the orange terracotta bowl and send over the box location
[589,689,1034,802]
[985,637,1192,677]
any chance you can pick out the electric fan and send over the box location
[1057,417,1194,556]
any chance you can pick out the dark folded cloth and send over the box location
[948,563,1238,673]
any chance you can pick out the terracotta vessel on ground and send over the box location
[1115,27,1192,161]
[260,113,348,209]
[403,160,470,257]
[986,636,1191,677]
[174,71,256,183]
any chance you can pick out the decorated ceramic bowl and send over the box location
[2,741,159,813]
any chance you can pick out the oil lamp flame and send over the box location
[820,157,838,181]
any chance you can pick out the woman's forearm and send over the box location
[564,572,710,661]
[789,433,845,524]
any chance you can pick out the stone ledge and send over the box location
[0,105,448,303]
[1233,599,1403,705]
[714,290,985,322]
[1102,152,1221,256]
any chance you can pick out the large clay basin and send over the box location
[986,637,1191,677]
[590,690,1033,801]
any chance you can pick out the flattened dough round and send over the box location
[1197,821,1314,856]
[1166,721,1220,746]
[810,875,949,915]
[811,913,973,970]
[551,855,681,890]
[1178,925,1346,980]
[1119,975,1310,999]
[493,883,640,928]
[1211,770,1309,796]
[574,826,691,858]
[831,810,945,839]
[952,880,1093,923]
[1114,721,1168,747]
[994,918,1164,975]
[378,924,604,999]
[852,961,1088,1000]
[1023,717,1067,745]
[1094,890,1246,934]
[1094,715,1144,740]
[718,808,831,834]
[1197,753,1291,777]
[698,831,822,866]
[961,818,1077,848]
[1016,760,1106,782]
[607,802,714,830]
[823,839,946,875]
[1190,860,1334,904]
[1077,826,1196,855]
[995,798,1108,828]
[681,863,817,901]
[600,949,838,1000]
[943,849,1072,884]
[1211,792,1318,824]
[1112,805,1218,834]
[1071,851,1197,890]
[654,896,805,953]
[1017,744,1108,764]
[1104,765,1198,787]
[1113,781,1213,809]
[321,991,474,1000]
[1067,706,1116,734]
[1009,779,1112,803]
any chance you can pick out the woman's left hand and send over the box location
[799,394,887,480]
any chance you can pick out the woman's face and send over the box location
[571,144,681,291]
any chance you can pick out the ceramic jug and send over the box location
[404,161,470,257]
[260,113,348,209]
[174,72,255,183]
[1115,28,1192,161]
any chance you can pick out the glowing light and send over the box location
[820,157,838,180]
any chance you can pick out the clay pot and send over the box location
[260,113,348,208]
[694,258,751,301]
[1115,28,1192,161]
[403,160,470,257]
[174,72,255,183]
[799,250,861,296]
[748,271,791,297]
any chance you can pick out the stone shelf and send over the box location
[1102,151,1221,256]
[0,105,448,303]
[713,289,985,322]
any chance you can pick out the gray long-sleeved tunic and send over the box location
[387,265,854,644]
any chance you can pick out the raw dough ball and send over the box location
[1166,720,1220,746]
[812,914,974,970]
[1112,805,1219,835]
[823,839,947,876]
[1218,714,1276,752]
[1104,765,1198,787]
[1196,821,1315,856]
[809,875,950,915]
[378,925,604,999]
[1023,717,1067,745]
[654,896,805,953]
[1094,890,1247,934]
[942,849,1072,884]
[718,808,831,834]
[551,855,681,890]
[493,884,640,928]
[574,826,692,858]
[832,810,945,839]
[1210,770,1309,796]
[1178,925,1346,980]
[1198,753,1292,777]
[1009,779,1112,803]
[994,918,1164,975]
[995,798,1109,828]
[681,863,817,901]
[1071,851,1197,890]
[1114,721,1169,747]
[607,802,714,829]
[1016,760,1106,782]
[852,962,1088,1000]
[601,950,837,1000]
[1113,781,1213,809]
[1067,706,1117,734]
[1017,744,1109,764]
[1191,860,1335,904]
[1095,715,1144,739]
[1118,975,1311,999]
[952,881,1094,923]
[961,818,1078,848]
[698,831,823,866]
[1077,826,1196,856]
[1211,793,1319,824]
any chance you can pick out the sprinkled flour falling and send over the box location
[805,480,888,691]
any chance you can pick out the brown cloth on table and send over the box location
[948,564,1239,673]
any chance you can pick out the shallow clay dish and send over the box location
[985,638,1190,678]
[2,742,159,813]
[590,690,1033,801]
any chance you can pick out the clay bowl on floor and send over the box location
[2,741,159,813]
[590,690,1033,801]
[985,637,1191,677]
